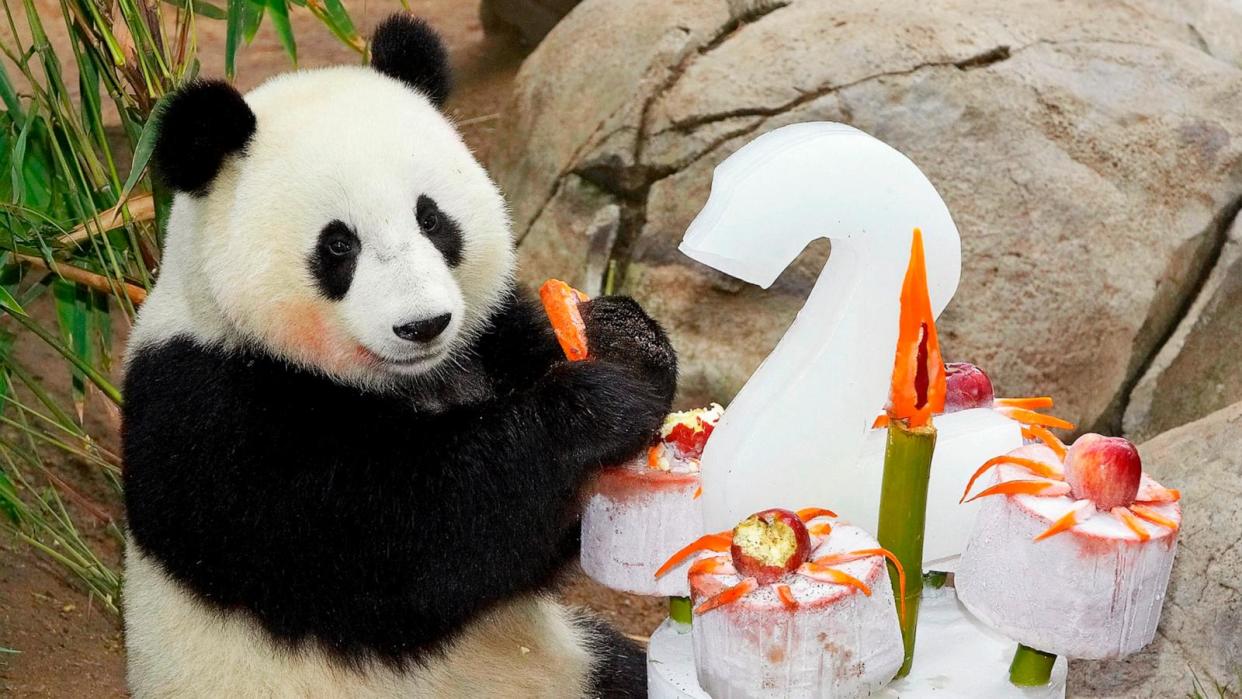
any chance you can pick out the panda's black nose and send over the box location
[393,313,452,343]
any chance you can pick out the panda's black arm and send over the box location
[474,286,565,394]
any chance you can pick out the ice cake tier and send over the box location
[956,447,1181,659]
[688,524,903,698]
[581,462,702,596]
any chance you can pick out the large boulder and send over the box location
[1069,400,1242,698]
[491,0,1242,433]
[1125,212,1242,443]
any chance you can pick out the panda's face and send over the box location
[226,68,512,385]
[147,61,515,388]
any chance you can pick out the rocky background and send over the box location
[486,0,1242,696]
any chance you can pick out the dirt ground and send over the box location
[0,2,665,696]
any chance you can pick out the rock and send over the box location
[1069,400,1242,698]
[479,0,582,46]
[1125,211,1242,443]
[491,0,1242,431]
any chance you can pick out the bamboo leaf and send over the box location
[9,110,35,207]
[0,286,28,317]
[120,109,163,198]
[225,0,243,78]
[267,0,296,65]
[52,281,91,422]
[241,0,265,44]
[0,469,21,524]
[0,60,21,117]
[321,0,357,37]
[161,0,228,20]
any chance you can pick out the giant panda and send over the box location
[121,14,675,697]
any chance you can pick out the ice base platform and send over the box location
[647,586,1067,698]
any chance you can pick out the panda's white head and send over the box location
[137,15,514,389]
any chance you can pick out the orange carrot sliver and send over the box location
[963,479,1070,503]
[1130,504,1179,532]
[1021,424,1067,460]
[961,455,1063,504]
[1112,506,1151,541]
[810,548,906,622]
[695,577,757,615]
[655,533,731,579]
[797,507,838,522]
[539,279,590,361]
[995,396,1054,410]
[999,407,1075,431]
[799,563,872,596]
[776,583,799,610]
[1034,500,1091,541]
[871,414,890,429]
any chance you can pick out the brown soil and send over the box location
[1,3,664,696]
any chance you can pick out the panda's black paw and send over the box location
[581,295,677,404]
[545,360,671,467]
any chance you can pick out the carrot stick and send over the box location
[539,279,589,361]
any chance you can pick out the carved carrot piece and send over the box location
[1130,504,1180,532]
[960,455,1063,504]
[796,507,838,521]
[798,562,872,595]
[1021,424,1068,460]
[655,532,731,578]
[998,407,1075,431]
[962,479,1071,503]
[776,584,799,610]
[1034,500,1092,541]
[539,278,590,361]
[994,396,1055,410]
[695,577,758,614]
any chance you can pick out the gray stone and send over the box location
[1125,211,1242,443]
[1069,400,1242,698]
[492,0,1242,433]
[479,0,582,46]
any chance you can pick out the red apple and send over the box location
[666,420,714,460]
[1064,433,1142,509]
[943,362,995,412]
[730,508,811,585]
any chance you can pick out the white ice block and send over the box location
[580,462,701,596]
[687,525,903,698]
[649,585,1068,698]
[680,122,1023,565]
[956,457,1181,659]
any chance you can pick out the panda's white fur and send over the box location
[123,65,598,698]
[131,66,515,390]
[125,548,594,697]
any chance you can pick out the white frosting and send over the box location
[689,524,904,698]
[956,450,1181,659]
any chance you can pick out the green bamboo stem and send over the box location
[1009,644,1056,686]
[876,418,937,678]
[669,596,693,628]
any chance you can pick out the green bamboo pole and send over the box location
[876,418,937,678]
[669,596,693,629]
[1009,644,1056,686]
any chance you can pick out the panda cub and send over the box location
[121,14,674,698]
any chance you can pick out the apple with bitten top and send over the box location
[729,508,811,585]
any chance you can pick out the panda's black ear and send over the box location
[152,80,256,196]
[370,14,452,107]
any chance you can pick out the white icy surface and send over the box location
[649,586,1068,698]
[687,525,903,698]
[580,467,702,596]
[955,462,1180,659]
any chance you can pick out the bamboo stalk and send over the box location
[876,417,937,677]
[14,253,148,306]
[669,596,693,629]
[1009,644,1056,686]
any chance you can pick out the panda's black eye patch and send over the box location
[416,195,462,267]
[309,220,360,301]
